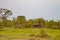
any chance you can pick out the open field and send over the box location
[0,28,60,40]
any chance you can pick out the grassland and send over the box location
[0,28,60,40]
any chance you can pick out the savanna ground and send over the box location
[0,28,60,40]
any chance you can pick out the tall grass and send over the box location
[0,28,60,40]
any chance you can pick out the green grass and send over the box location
[0,28,60,40]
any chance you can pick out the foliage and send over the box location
[0,8,60,29]
[16,16,26,24]
[0,8,12,27]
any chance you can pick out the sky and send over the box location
[0,0,60,21]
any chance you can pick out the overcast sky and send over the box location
[0,0,60,20]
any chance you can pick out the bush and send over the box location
[40,30,49,38]
[25,24,30,28]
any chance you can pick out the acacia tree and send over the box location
[0,8,12,27]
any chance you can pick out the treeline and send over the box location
[0,8,60,29]
[0,16,60,29]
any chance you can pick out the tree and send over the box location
[0,8,12,27]
[16,16,26,24]
[48,20,58,29]
[26,19,34,28]
[45,20,49,28]
[34,18,45,28]
[16,16,26,28]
